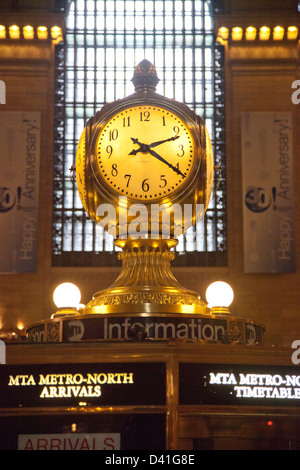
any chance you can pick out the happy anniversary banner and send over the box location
[242,112,295,273]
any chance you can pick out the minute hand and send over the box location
[149,136,179,148]
[148,149,185,178]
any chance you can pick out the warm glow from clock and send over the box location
[96,105,195,202]
[75,129,88,212]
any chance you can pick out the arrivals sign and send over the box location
[179,363,300,406]
[241,112,295,273]
[18,433,120,451]
[0,362,166,408]
[0,112,40,273]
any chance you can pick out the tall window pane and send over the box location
[53,0,226,267]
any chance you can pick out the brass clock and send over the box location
[76,60,214,314]
[76,60,213,239]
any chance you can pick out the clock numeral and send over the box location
[162,116,166,126]
[111,163,118,177]
[140,111,150,122]
[159,175,167,188]
[109,129,118,141]
[106,145,113,158]
[123,116,130,127]
[124,174,131,187]
[173,126,180,137]
[177,144,185,157]
[142,178,150,192]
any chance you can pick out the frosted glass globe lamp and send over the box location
[206,281,234,315]
[52,282,81,318]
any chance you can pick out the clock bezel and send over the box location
[75,128,88,212]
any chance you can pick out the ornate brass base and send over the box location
[83,238,209,315]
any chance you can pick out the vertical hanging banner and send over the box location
[0,112,40,273]
[242,112,295,273]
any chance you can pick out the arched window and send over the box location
[53,0,226,267]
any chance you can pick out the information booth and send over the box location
[1,341,300,451]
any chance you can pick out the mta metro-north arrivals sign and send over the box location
[0,362,166,408]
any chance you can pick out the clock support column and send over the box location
[84,238,209,315]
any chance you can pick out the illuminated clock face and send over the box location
[96,105,196,201]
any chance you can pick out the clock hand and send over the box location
[128,138,148,155]
[129,138,185,177]
[148,149,186,178]
[129,136,182,154]
[149,135,180,148]
[130,137,143,146]
[128,148,140,155]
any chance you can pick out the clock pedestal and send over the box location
[84,238,208,315]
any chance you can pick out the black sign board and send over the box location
[179,363,300,407]
[0,362,166,408]
[26,314,265,345]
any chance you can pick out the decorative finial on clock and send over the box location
[132,59,159,92]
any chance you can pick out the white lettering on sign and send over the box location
[209,372,300,400]
[18,433,120,451]
[8,372,134,399]
[103,317,226,341]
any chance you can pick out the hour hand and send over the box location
[129,138,149,155]
[129,138,141,155]
[129,148,139,155]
